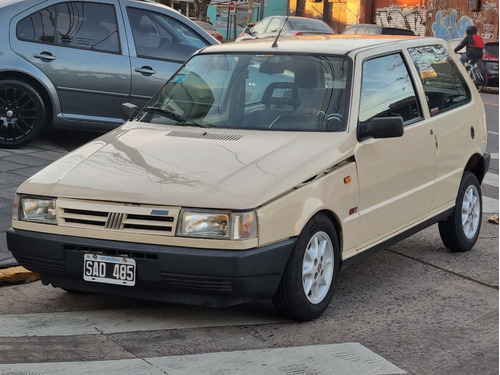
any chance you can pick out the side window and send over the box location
[359,53,422,125]
[16,2,119,53]
[267,18,282,33]
[408,45,471,116]
[127,8,208,61]
[252,18,270,34]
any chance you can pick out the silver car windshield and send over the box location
[139,53,350,132]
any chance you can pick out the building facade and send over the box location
[158,0,498,41]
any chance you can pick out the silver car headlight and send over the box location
[14,195,57,224]
[178,209,257,240]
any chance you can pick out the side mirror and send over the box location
[122,103,139,121]
[358,116,404,141]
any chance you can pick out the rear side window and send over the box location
[408,45,470,116]
[16,2,120,54]
[359,53,422,125]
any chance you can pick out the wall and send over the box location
[373,0,498,39]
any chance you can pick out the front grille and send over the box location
[58,198,180,236]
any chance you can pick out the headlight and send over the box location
[178,209,257,240]
[15,195,57,224]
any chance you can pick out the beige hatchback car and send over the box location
[8,35,490,321]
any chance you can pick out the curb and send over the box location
[0,266,40,286]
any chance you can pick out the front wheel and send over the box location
[272,214,339,321]
[438,171,482,252]
[0,79,47,148]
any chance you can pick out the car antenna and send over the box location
[272,16,289,48]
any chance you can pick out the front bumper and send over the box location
[7,229,296,307]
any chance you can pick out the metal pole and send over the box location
[247,0,254,24]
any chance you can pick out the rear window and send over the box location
[381,28,415,35]
[485,42,499,56]
[289,18,332,33]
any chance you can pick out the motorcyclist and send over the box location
[454,25,485,67]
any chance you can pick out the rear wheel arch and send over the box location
[0,71,54,125]
[465,152,488,184]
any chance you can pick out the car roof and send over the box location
[200,34,432,56]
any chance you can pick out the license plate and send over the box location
[83,254,136,286]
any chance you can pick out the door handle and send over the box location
[134,66,156,76]
[33,52,56,62]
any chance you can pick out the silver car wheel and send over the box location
[302,231,334,304]
[461,184,481,239]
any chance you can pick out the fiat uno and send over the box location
[8,35,490,321]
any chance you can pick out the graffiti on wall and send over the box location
[374,6,426,36]
[431,9,473,40]
[375,1,498,40]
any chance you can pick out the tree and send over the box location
[192,0,210,21]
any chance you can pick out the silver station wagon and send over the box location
[8,35,490,321]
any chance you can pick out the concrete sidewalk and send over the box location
[0,136,68,272]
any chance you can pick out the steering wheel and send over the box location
[317,112,343,131]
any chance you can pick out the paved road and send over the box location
[0,92,497,374]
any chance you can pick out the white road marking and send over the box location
[0,343,407,375]
[483,172,499,187]
[0,306,285,338]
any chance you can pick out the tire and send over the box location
[0,79,47,148]
[272,214,339,321]
[438,171,482,252]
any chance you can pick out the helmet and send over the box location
[466,26,477,35]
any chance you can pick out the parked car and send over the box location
[342,24,415,35]
[235,16,334,42]
[0,0,219,149]
[8,35,489,321]
[483,40,499,86]
[237,22,257,38]
[194,21,223,42]
[448,38,498,87]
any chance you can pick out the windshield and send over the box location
[288,18,333,33]
[138,53,350,132]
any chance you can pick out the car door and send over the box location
[407,44,479,211]
[353,51,438,250]
[11,0,131,128]
[124,5,215,110]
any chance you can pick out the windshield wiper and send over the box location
[143,106,212,128]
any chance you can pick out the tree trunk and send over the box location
[193,0,209,21]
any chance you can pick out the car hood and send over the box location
[18,126,352,209]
